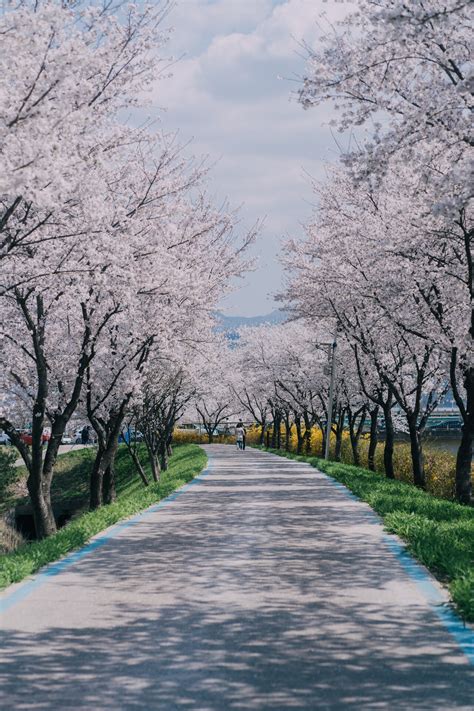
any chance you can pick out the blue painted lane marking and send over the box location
[382,532,474,665]
[0,461,212,615]
[314,466,474,666]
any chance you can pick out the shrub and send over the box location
[173,429,235,445]
[259,424,469,501]
[0,519,25,555]
[0,447,19,502]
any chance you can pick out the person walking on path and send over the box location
[81,425,90,445]
[235,421,246,450]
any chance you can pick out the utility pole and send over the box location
[324,338,337,460]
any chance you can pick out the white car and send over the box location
[61,434,73,445]
[0,431,11,445]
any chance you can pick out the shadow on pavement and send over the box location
[1,446,472,709]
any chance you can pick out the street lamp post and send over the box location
[324,338,337,460]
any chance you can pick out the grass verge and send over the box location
[0,443,207,590]
[258,446,474,623]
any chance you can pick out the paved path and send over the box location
[1,445,473,709]
[14,443,92,467]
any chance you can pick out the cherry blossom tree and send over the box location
[192,336,241,444]
[0,0,171,264]
[132,363,196,481]
[0,0,256,536]
[0,194,124,535]
[232,324,291,450]
[282,164,451,489]
[0,0,174,537]
[84,164,254,506]
[230,330,275,445]
[297,0,472,501]
[299,0,472,215]
[237,322,338,456]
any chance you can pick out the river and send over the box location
[421,437,461,456]
[386,434,462,456]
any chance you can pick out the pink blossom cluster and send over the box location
[282,0,473,502]
[0,1,254,535]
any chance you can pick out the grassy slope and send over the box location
[259,447,474,622]
[0,444,207,590]
[1,447,96,515]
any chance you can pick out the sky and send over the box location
[152,0,351,316]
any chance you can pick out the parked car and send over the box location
[118,429,144,444]
[0,431,11,445]
[61,434,74,445]
[19,430,51,446]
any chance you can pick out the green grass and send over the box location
[1,447,97,514]
[258,446,474,622]
[4,445,163,513]
[0,444,207,590]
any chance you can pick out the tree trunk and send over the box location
[348,411,358,465]
[90,445,105,510]
[26,413,68,539]
[27,473,56,539]
[90,409,125,509]
[271,421,277,448]
[303,412,312,454]
[149,454,160,483]
[159,441,168,471]
[8,293,93,540]
[294,415,303,455]
[128,444,150,486]
[350,436,360,467]
[103,458,117,505]
[25,302,57,539]
[284,415,291,451]
[166,436,173,457]
[382,402,395,479]
[456,424,473,504]
[28,426,64,539]
[276,414,282,449]
[348,407,366,467]
[90,437,118,509]
[368,407,379,472]
[407,416,425,489]
[334,428,342,461]
[319,424,326,459]
[334,409,344,462]
[454,366,473,504]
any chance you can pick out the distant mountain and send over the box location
[214,309,287,331]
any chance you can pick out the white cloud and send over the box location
[152,0,353,315]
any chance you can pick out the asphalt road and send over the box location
[1,445,473,710]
